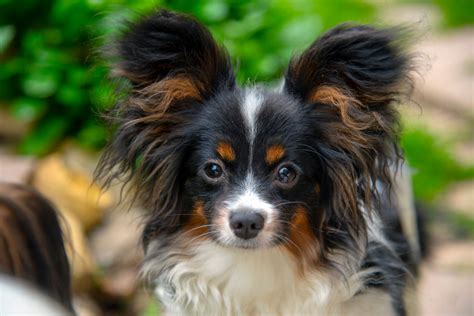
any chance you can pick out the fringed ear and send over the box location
[114,9,235,99]
[96,10,235,230]
[284,24,414,227]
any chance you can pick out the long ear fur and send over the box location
[284,24,414,229]
[95,9,235,236]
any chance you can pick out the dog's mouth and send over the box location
[214,235,265,249]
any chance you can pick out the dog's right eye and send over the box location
[204,162,224,180]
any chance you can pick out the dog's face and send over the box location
[182,89,321,249]
[97,10,411,262]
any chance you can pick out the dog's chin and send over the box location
[222,239,262,250]
[211,233,278,250]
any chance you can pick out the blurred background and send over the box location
[0,0,472,315]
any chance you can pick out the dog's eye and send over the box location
[275,165,298,186]
[204,163,223,179]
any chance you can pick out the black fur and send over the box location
[115,9,235,94]
[96,9,235,238]
[97,9,418,315]
[284,24,414,229]
[284,24,412,106]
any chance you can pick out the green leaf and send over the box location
[401,126,474,202]
[141,299,160,316]
[21,71,60,98]
[434,0,474,27]
[0,24,14,54]
[56,84,87,110]
[77,120,107,150]
[18,116,68,156]
[201,0,229,22]
[280,16,322,49]
[11,97,47,121]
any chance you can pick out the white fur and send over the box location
[212,173,278,247]
[142,211,396,316]
[240,88,263,147]
[224,173,274,217]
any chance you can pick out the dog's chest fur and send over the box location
[143,240,395,316]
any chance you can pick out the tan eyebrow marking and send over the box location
[216,141,235,161]
[314,184,320,194]
[265,145,285,165]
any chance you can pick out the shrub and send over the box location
[0,0,374,155]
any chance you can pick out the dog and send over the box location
[0,182,73,313]
[96,9,424,315]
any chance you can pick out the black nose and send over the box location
[229,212,265,240]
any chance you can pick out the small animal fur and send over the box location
[0,182,73,310]
[96,9,424,315]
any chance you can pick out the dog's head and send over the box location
[97,9,412,265]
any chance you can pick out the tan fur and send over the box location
[265,145,285,165]
[314,183,320,194]
[309,85,392,220]
[216,141,236,162]
[284,207,320,272]
[125,76,202,128]
[310,86,377,131]
[185,200,208,238]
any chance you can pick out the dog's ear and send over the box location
[96,10,235,230]
[113,10,235,102]
[114,9,235,100]
[284,24,413,225]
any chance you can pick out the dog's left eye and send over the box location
[275,164,298,186]
[204,162,224,179]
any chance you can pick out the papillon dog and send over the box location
[0,183,73,312]
[96,9,424,315]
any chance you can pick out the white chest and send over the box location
[145,241,394,316]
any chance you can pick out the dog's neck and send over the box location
[141,233,395,316]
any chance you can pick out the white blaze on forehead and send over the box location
[228,189,273,213]
[234,89,272,216]
[241,88,264,145]
[226,173,274,216]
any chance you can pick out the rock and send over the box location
[429,240,474,270]
[31,153,113,230]
[454,141,474,166]
[420,267,474,316]
[101,267,139,299]
[377,3,442,29]
[0,154,35,184]
[61,208,96,290]
[414,28,474,115]
[441,181,474,218]
[0,106,29,142]
[73,295,102,316]
[420,241,474,316]
[30,149,115,289]
[89,208,143,269]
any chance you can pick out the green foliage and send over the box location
[434,0,474,27]
[141,299,160,316]
[448,212,474,239]
[0,0,374,155]
[167,0,375,82]
[1,0,113,154]
[2,0,471,205]
[401,126,474,202]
